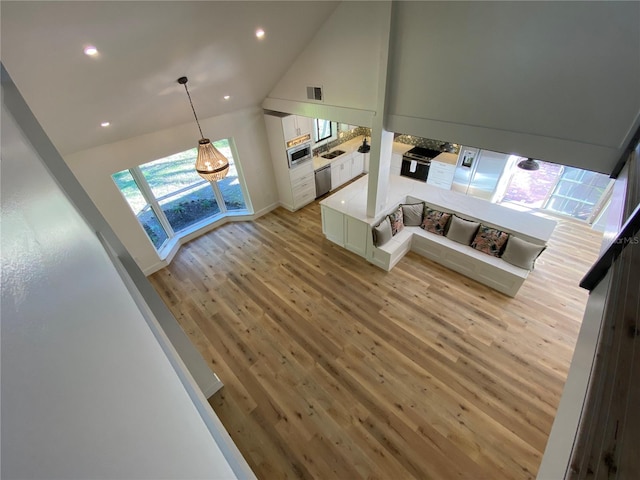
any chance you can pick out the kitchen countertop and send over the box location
[312,136,417,171]
[432,152,458,166]
[311,136,457,171]
[312,136,366,171]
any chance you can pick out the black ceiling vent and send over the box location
[306,86,323,101]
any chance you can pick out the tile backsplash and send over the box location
[312,127,371,155]
[311,126,459,156]
[394,134,460,154]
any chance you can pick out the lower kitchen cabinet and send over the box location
[291,162,315,210]
[331,154,352,190]
[344,215,368,256]
[427,160,455,190]
[330,161,342,191]
[284,161,315,211]
[321,205,345,245]
[362,152,370,173]
[330,153,364,191]
[351,152,364,178]
[320,205,369,257]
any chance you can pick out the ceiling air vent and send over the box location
[306,86,323,101]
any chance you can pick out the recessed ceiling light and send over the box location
[84,45,98,56]
[223,95,230,100]
[100,121,110,127]
[255,29,265,39]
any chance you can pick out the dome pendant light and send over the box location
[177,76,229,181]
[517,157,540,171]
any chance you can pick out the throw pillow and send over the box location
[445,215,480,245]
[372,217,393,247]
[388,207,404,236]
[401,202,424,226]
[471,224,509,257]
[502,235,547,270]
[421,208,452,236]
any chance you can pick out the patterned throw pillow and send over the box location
[388,206,404,236]
[471,224,509,257]
[420,207,452,236]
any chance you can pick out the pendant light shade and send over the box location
[178,76,229,181]
[517,157,540,171]
[196,138,229,181]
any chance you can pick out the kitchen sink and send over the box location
[321,149,346,159]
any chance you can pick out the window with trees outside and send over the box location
[112,138,248,252]
[314,119,333,142]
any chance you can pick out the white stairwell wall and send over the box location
[1,74,254,479]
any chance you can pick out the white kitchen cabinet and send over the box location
[265,113,315,211]
[330,152,364,191]
[330,154,351,190]
[289,161,316,210]
[321,205,345,245]
[351,152,364,177]
[338,157,352,187]
[321,205,370,257]
[344,216,369,256]
[362,153,370,173]
[427,160,456,190]
[282,115,313,143]
[391,153,403,176]
[330,162,340,191]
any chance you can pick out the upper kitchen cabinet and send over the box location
[282,115,313,144]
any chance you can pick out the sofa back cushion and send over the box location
[502,235,546,270]
[401,202,424,226]
[446,215,480,245]
[421,208,452,236]
[471,224,509,257]
[372,217,393,246]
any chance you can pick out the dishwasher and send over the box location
[314,164,331,198]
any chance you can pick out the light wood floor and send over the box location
[149,197,603,480]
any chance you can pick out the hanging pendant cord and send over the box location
[181,81,205,139]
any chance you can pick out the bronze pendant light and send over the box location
[177,76,229,181]
[517,157,540,171]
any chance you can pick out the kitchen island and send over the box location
[320,174,556,295]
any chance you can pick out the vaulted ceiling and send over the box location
[1,1,339,155]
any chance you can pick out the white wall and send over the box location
[65,106,278,273]
[264,1,384,121]
[386,1,640,173]
[1,99,245,480]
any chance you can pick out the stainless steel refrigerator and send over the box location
[451,147,513,201]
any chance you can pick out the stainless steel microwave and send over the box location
[287,142,312,168]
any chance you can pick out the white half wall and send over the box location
[65,106,278,273]
[1,96,249,480]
